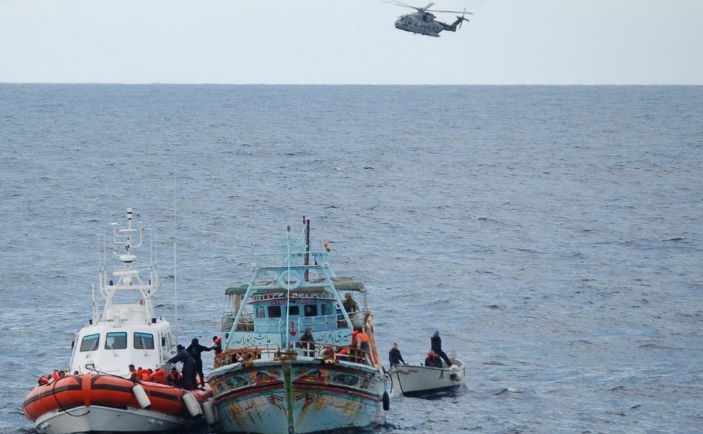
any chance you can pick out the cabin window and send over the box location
[105,332,127,350]
[289,305,300,316]
[268,305,281,318]
[256,306,265,318]
[321,303,333,316]
[134,332,155,350]
[80,334,100,352]
[304,304,318,317]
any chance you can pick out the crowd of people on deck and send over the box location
[37,335,224,390]
[36,369,79,386]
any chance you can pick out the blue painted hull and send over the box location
[210,360,386,434]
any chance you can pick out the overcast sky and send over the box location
[1,0,701,85]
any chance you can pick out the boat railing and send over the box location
[215,343,373,368]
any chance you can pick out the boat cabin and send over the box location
[69,318,176,377]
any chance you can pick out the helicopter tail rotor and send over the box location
[458,8,469,28]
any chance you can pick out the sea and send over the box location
[0,84,701,434]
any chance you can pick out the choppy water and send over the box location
[1,84,702,433]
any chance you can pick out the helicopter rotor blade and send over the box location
[426,8,473,14]
[381,0,423,11]
[382,0,436,12]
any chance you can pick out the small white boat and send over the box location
[22,208,211,434]
[389,352,465,398]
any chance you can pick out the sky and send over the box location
[1,0,702,85]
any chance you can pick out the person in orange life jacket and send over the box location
[425,350,442,368]
[168,344,197,390]
[150,367,168,384]
[186,338,212,388]
[355,326,369,352]
[51,369,60,381]
[389,343,406,368]
[212,335,222,357]
[430,330,452,367]
[167,367,184,387]
[38,375,49,386]
[137,367,151,381]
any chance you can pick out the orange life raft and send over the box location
[23,373,211,422]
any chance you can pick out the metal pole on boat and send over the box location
[304,216,310,281]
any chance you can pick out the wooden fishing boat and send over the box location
[22,208,212,434]
[207,218,391,434]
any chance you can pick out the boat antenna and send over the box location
[173,173,178,338]
[304,216,310,281]
[284,224,292,350]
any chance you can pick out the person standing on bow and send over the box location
[431,330,452,367]
[389,343,406,368]
[187,338,212,388]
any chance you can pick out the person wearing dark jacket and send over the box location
[389,343,405,368]
[187,338,212,387]
[167,344,197,389]
[430,330,452,367]
[297,328,316,357]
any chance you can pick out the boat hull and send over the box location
[210,359,387,434]
[389,359,465,398]
[23,374,211,434]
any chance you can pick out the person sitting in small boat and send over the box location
[167,367,184,387]
[137,367,151,381]
[425,350,442,368]
[128,364,139,382]
[150,367,169,384]
[389,343,406,368]
[167,344,197,390]
[37,375,49,386]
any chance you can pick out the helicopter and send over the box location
[383,1,472,37]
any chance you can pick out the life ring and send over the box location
[277,269,302,290]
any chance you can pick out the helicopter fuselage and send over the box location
[395,12,443,37]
